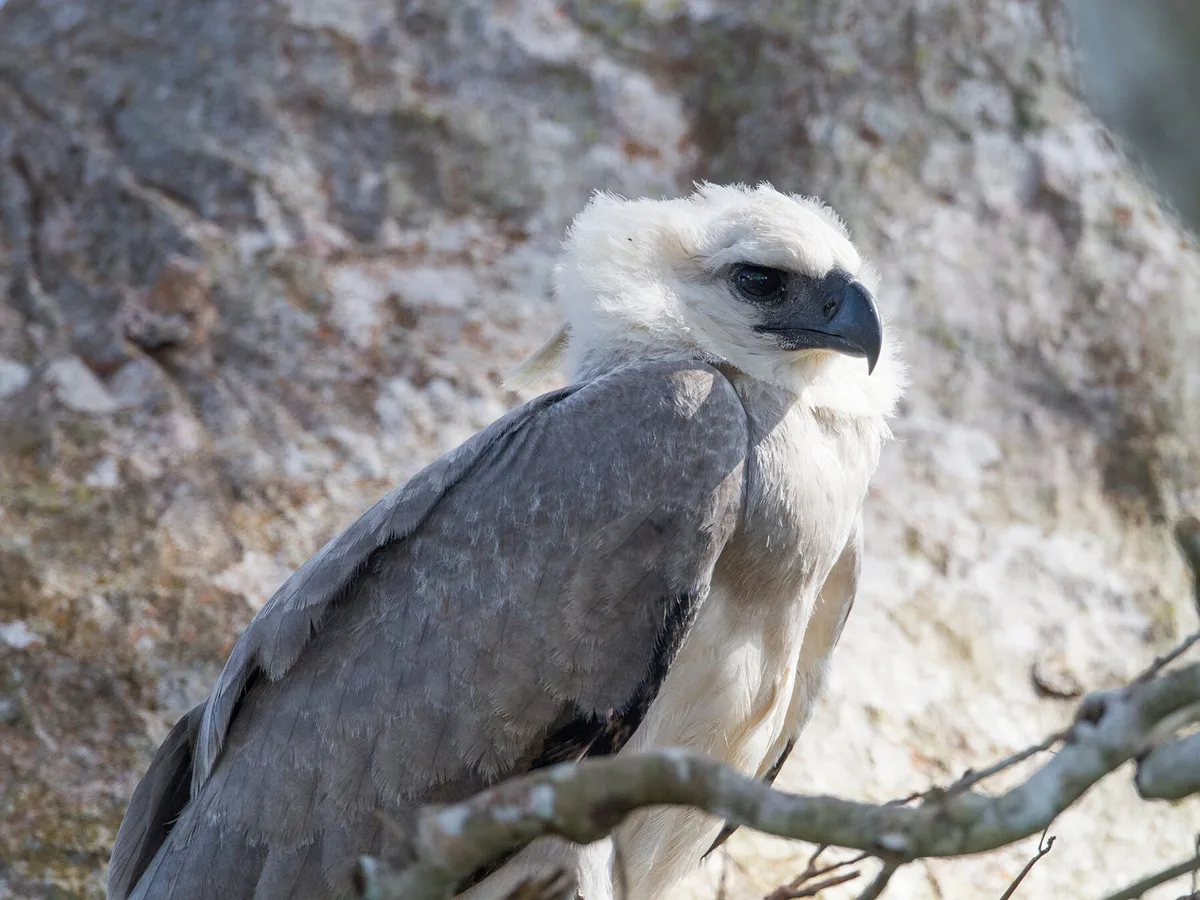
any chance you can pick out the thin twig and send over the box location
[802,844,827,875]
[811,852,871,880]
[765,845,826,900]
[1135,631,1200,684]
[997,830,1055,900]
[1098,853,1200,900]
[767,870,861,899]
[937,730,1067,796]
[764,850,870,900]
[853,862,898,900]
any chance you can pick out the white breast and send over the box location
[607,395,880,900]
[609,574,815,900]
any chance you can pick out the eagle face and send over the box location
[724,262,881,371]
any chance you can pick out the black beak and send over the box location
[756,271,883,374]
[819,278,883,374]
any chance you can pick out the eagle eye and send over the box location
[732,265,786,301]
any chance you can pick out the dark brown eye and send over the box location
[732,265,786,301]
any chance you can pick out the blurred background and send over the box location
[1,1,1199,898]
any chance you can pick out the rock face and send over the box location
[0,1,1197,898]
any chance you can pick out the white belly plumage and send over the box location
[607,578,815,900]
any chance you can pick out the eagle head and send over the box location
[510,182,904,419]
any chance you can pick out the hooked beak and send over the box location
[758,272,883,374]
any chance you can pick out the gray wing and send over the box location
[109,359,749,900]
[704,520,862,858]
[107,704,205,900]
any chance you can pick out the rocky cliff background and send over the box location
[1,1,1198,898]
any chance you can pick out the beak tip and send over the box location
[865,343,881,375]
[839,280,882,377]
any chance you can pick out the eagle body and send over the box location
[467,368,881,900]
[108,184,904,900]
[612,374,879,899]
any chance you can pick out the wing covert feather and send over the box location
[194,384,579,785]
[114,360,749,900]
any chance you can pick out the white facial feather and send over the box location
[508,182,905,423]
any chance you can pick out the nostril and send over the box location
[823,298,838,319]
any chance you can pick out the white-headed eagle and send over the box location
[108,183,905,900]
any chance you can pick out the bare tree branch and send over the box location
[997,831,1055,900]
[766,869,860,899]
[932,730,1067,797]
[852,861,898,900]
[1134,632,1200,685]
[763,846,869,900]
[1099,853,1200,900]
[1136,731,1200,801]
[352,659,1200,900]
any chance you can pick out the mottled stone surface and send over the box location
[0,1,1196,898]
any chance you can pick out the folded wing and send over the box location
[109,359,749,900]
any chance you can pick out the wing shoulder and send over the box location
[193,383,580,783]
[199,357,749,785]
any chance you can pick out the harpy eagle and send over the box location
[107,183,905,900]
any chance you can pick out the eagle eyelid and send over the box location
[731,264,787,302]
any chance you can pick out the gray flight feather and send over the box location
[107,704,206,900]
[108,358,749,900]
